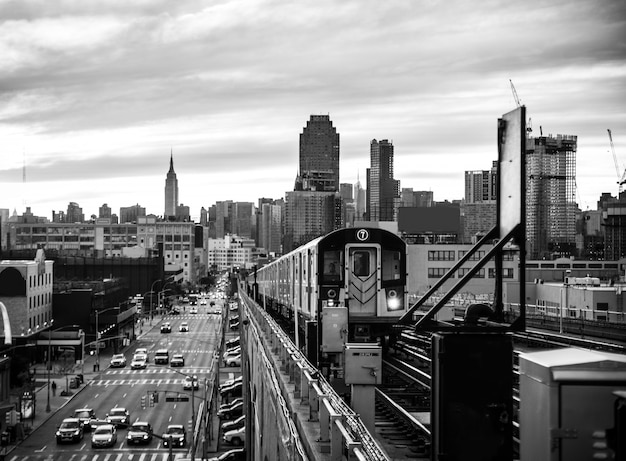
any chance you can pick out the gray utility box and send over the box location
[519,348,626,461]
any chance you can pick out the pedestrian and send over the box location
[51,380,57,396]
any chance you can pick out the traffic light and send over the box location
[153,391,159,404]
[141,395,146,409]
[149,393,154,407]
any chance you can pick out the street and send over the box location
[5,308,223,461]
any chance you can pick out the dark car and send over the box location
[207,448,246,461]
[56,418,84,444]
[219,376,243,393]
[217,401,243,420]
[72,408,96,432]
[221,415,245,433]
[126,421,153,445]
[220,382,243,400]
[105,407,130,427]
[162,424,186,448]
[225,337,240,349]
[229,322,240,331]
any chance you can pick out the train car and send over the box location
[249,227,407,387]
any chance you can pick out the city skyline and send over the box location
[1,1,624,219]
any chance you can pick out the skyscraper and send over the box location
[462,160,497,243]
[366,139,400,221]
[526,134,577,259]
[299,115,340,192]
[164,152,179,220]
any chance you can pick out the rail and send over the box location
[242,291,391,461]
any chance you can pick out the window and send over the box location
[428,251,455,261]
[353,251,370,277]
[382,250,401,281]
[428,268,451,278]
[458,268,485,278]
[323,250,342,283]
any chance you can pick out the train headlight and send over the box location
[386,289,403,311]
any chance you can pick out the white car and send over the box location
[190,307,198,314]
[130,354,148,369]
[222,425,245,446]
[135,348,149,361]
[109,354,126,368]
[179,322,189,332]
[91,424,117,448]
[183,375,199,390]
[224,354,241,367]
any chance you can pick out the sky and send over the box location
[1,0,625,221]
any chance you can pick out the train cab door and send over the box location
[345,244,380,316]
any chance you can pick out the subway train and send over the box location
[247,227,408,383]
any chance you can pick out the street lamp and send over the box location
[46,319,55,412]
[149,279,162,326]
[95,307,119,372]
[159,282,176,315]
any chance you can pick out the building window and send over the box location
[428,251,455,261]
[428,267,451,278]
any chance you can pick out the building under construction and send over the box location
[526,134,577,259]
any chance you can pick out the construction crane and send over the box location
[509,79,532,135]
[608,129,626,193]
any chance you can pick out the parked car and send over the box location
[221,415,245,433]
[162,424,186,448]
[130,354,148,369]
[91,424,117,448]
[170,353,185,367]
[72,408,96,432]
[179,322,189,332]
[109,354,127,368]
[217,401,244,420]
[126,421,153,445]
[224,354,241,367]
[105,407,130,427]
[207,448,245,461]
[220,382,243,400]
[154,349,169,365]
[225,337,240,349]
[56,418,83,444]
[219,376,243,393]
[229,322,240,331]
[223,426,245,446]
[160,322,172,333]
[217,398,243,418]
[183,375,199,390]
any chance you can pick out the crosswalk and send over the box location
[105,368,210,375]
[8,453,190,461]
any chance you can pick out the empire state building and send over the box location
[164,153,178,219]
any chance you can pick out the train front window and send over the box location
[353,251,370,277]
[382,250,401,281]
[323,250,342,282]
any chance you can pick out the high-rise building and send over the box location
[99,204,112,219]
[257,198,283,255]
[164,153,179,220]
[526,134,577,259]
[283,190,336,252]
[120,204,146,223]
[366,139,400,221]
[462,160,498,243]
[354,177,366,221]
[66,202,84,223]
[299,115,340,192]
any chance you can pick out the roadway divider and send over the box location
[241,292,390,461]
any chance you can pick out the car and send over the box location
[126,421,153,445]
[160,322,172,333]
[225,337,240,349]
[220,382,243,400]
[217,398,243,417]
[72,408,96,432]
[224,354,241,367]
[190,306,198,314]
[154,349,169,365]
[56,418,84,444]
[105,407,130,427]
[135,348,149,361]
[183,375,199,390]
[171,307,181,315]
[207,448,246,461]
[223,425,245,446]
[200,299,207,305]
[109,354,127,368]
[170,353,185,367]
[162,424,186,448]
[130,354,148,369]
[179,322,189,332]
[217,401,244,420]
[229,322,240,330]
[221,415,245,433]
[223,346,240,360]
[91,424,117,448]
[229,316,240,325]
[219,376,243,392]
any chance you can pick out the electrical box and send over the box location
[519,348,626,461]
[344,343,382,385]
[321,307,348,353]
[432,333,513,461]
